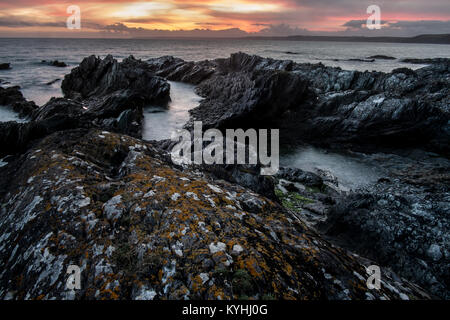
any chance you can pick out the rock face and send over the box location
[319,153,450,299]
[0,56,171,158]
[62,55,170,104]
[0,53,447,300]
[0,129,429,300]
[146,52,450,154]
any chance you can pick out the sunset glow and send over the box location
[0,0,449,37]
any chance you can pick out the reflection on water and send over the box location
[281,146,384,191]
[142,81,202,141]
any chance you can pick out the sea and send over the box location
[1,38,449,189]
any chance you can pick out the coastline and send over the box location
[0,52,448,300]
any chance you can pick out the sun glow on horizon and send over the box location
[0,0,449,37]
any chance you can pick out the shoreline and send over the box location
[0,52,448,299]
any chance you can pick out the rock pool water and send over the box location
[142,81,202,141]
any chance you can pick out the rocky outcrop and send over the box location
[0,86,37,118]
[0,129,429,300]
[319,154,450,299]
[146,52,450,155]
[274,149,450,299]
[42,60,67,68]
[0,63,11,70]
[62,55,170,104]
[0,56,172,157]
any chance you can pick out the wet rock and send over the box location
[0,63,11,70]
[62,55,170,105]
[147,53,450,155]
[401,58,450,64]
[320,161,450,299]
[0,86,37,118]
[0,129,429,300]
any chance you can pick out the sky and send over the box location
[0,0,449,38]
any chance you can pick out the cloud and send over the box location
[341,19,450,36]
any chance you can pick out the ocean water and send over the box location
[1,38,448,188]
[1,38,449,106]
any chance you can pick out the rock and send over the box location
[146,53,450,155]
[146,56,216,84]
[62,55,170,105]
[348,58,375,63]
[0,63,11,70]
[46,79,60,86]
[187,67,308,130]
[320,160,450,299]
[42,60,67,67]
[0,86,37,118]
[0,129,429,300]
[401,58,450,65]
[277,167,323,189]
[367,55,396,60]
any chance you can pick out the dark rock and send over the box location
[348,58,375,63]
[46,79,60,86]
[401,58,450,65]
[320,160,450,299]
[367,55,396,60]
[277,167,323,189]
[62,55,170,105]
[42,60,67,67]
[146,52,450,155]
[0,63,11,70]
[0,86,37,118]
[188,67,308,130]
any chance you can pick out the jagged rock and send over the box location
[320,158,450,299]
[0,86,37,118]
[62,55,170,104]
[0,129,430,300]
[277,167,324,189]
[146,56,215,84]
[146,53,450,154]
[348,58,375,63]
[187,68,308,129]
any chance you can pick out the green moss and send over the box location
[261,293,276,300]
[232,269,254,296]
[275,188,314,211]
